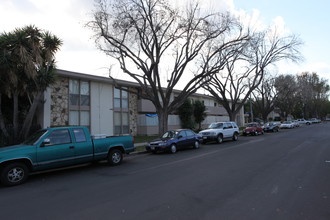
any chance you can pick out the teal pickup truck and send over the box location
[0,127,134,186]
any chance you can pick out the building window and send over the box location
[114,87,129,135]
[69,79,90,127]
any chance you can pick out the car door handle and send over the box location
[69,146,75,149]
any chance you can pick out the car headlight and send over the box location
[158,142,167,146]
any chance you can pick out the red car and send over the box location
[243,122,264,136]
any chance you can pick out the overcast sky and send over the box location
[1,0,330,82]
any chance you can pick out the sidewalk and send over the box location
[134,142,147,147]
[131,142,148,154]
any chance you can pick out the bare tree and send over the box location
[204,29,303,122]
[274,74,299,120]
[251,76,278,121]
[296,72,330,118]
[88,0,249,135]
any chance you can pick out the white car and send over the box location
[296,119,312,125]
[310,118,321,123]
[280,121,295,129]
[199,122,239,144]
[292,120,300,127]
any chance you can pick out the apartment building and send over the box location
[37,69,244,136]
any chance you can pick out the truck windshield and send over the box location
[23,129,48,145]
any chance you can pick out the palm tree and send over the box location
[19,31,62,139]
[0,25,62,143]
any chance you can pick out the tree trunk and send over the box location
[13,91,19,139]
[228,111,238,122]
[157,109,169,136]
[0,94,10,138]
[19,92,42,140]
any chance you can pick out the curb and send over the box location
[129,142,149,155]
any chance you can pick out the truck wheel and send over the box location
[107,149,123,165]
[217,134,223,144]
[0,162,29,186]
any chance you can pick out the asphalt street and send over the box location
[1,123,330,220]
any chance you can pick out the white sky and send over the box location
[1,0,330,82]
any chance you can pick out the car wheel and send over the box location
[0,162,29,186]
[193,141,200,149]
[217,134,223,144]
[232,133,238,141]
[170,144,177,153]
[107,149,123,165]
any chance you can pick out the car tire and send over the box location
[232,133,238,141]
[217,134,223,144]
[107,149,123,165]
[193,141,200,149]
[0,162,29,186]
[170,144,177,153]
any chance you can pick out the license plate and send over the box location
[203,137,207,139]
[150,146,155,150]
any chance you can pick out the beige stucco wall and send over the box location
[90,81,113,135]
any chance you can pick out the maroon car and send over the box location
[243,122,264,136]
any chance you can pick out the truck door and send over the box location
[36,129,76,169]
[71,128,93,163]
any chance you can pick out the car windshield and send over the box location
[23,129,48,145]
[283,121,291,124]
[162,131,179,138]
[208,123,223,129]
[247,123,257,127]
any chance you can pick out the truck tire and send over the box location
[107,149,123,165]
[0,162,29,186]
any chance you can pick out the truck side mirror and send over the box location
[41,138,51,147]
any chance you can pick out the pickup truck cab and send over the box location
[0,127,134,186]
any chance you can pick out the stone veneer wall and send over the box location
[50,77,69,126]
[129,88,138,136]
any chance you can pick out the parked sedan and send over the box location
[146,129,202,154]
[280,121,295,129]
[263,122,279,132]
[310,118,321,123]
[243,122,264,136]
